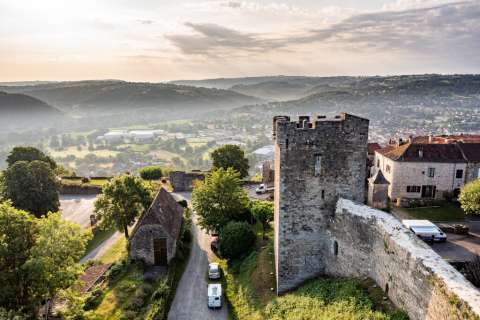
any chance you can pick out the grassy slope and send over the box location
[398,203,466,221]
[219,226,408,320]
[84,227,116,256]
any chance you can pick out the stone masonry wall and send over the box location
[333,199,480,320]
[274,113,369,294]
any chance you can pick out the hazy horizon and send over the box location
[1,0,479,82]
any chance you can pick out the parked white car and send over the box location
[402,220,447,243]
[207,283,222,309]
[255,184,274,194]
[208,262,221,280]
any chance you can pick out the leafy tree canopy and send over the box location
[3,160,60,217]
[251,200,274,239]
[0,201,90,317]
[210,144,249,178]
[94,174,152,239]
[192,168,250,233]
[219,221,255,259]
[459,179,480,215]
[139,166,163,180]
[6,146,56,169]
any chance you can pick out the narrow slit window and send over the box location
[315,155,322,176]
[285,139,289,149]
[333,241,338,256]
[321,190,325,199]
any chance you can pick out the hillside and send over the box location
[0,81,262,116]
[0,92,62,130]
[230,74,480,142]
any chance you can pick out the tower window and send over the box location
[333,241,338,256]
[314,155,322,176]
[321,190,325,199]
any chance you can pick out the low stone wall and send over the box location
[60,184,102,195]
[331,199,480,320]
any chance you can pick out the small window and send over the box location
[321,190,325,199]
[314,155,322,176]
[427,167,435,178]
[386,165,391,173]
[333,241,338,256]
[456,169,463,179]
[407,186,420,193]
[377,159,380,167]
[285,139,289,149]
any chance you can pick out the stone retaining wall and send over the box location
[331,199,480,320]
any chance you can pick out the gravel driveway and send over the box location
[168,193,228,320]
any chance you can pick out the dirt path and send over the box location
[168,193,228,320]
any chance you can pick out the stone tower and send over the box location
[368,170,390,209]
[273,113,369,294]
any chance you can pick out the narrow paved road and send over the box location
[80,231,122,263]
[60,194,97,228]
[168,193,228,320]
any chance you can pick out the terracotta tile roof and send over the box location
[376,143,466,162]
[78,264,112,293]
[413,135,480,144]
[130,187,184,241]
[367,143,382,155]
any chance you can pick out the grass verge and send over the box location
[400,202,466,221]
[84,227,116,256]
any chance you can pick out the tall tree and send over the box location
[192,168,250,233]
[3,160,60,217]
[210,144,249,178]
[459,179,480,215]
[6,146,56,169]
[251,200,274,239]
[0,202,90,317]
[94,174,152,239]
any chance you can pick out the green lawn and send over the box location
[98,236,127,265]
[84,227,116,256]
[400,203,466,221]
[218,227,407,320]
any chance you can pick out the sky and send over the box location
[0,0,479,82]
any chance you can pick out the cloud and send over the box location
[137,19,154,25]
[168,1,480,60]
[165,22,283,55]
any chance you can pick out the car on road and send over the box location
[402,220,447,243]
[207,283,222,309]
[255,184,274,194]
[208,262,221,280]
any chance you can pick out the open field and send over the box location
[49,147,118,159]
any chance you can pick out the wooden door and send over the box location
[153,238,167,266]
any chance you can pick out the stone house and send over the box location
[129,188,184,266]
[169,170,206,192]
[373,140,480,202]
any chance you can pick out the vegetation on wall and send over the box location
[459,179,480,215]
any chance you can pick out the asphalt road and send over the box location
[168,192,228,320]
[60,194,97,228]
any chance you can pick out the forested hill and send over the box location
[0,91,62,130]
[0,80,262,116]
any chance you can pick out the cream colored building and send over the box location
[373,142,480,201]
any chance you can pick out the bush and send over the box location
[84,286,104,311]
[81,177,90,184]
[219,221,256,259]
[177,199,188,208]
[139,166,163,181]
[459,179,480,215]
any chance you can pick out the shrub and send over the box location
[177,199,188,208]
[219,221,256,259]
[139,166,163,181]
[81,177,90,184]
[459,180,480,215]
[84,286,104,311]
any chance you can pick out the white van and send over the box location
[207,284,222,309]
[402,220,447,243]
